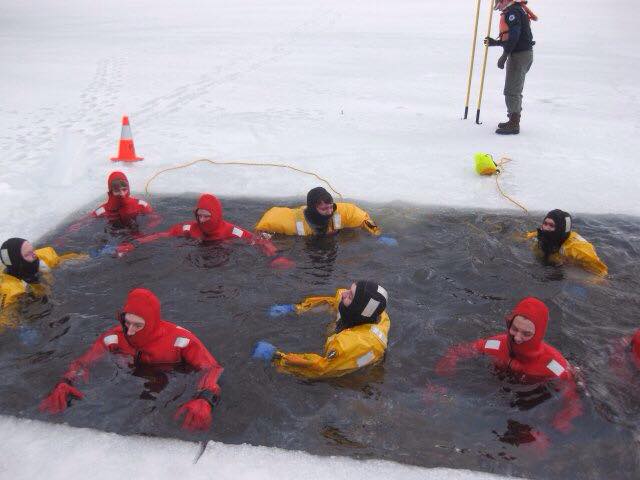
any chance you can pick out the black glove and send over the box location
[484,37,501,47]
[497,52,508,69]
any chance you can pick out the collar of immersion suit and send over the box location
[507,297,548,360]
[336,281,388,332]
[122,288,164,348]
[194,194,224,235]
[0,238,40,283]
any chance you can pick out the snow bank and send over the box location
[0,416,516,480]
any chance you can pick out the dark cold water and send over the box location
[1,196,639,480]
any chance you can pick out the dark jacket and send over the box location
[503,3,534,53]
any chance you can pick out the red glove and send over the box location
[435,355,457,377]
[552,416,573,433]
[174,398,212,431]
[116,242,136,256]
[39,382,84,414]
[270,256,295,269]
[254,237,278,257]
[527,430,551,456]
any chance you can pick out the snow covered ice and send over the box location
[0,0,639,478]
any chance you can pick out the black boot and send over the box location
[497,115,511,129]
[496,113,520,135]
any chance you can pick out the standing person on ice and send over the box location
[435,297,583,434]
[109,193,293,267]
[40,288,223,431]
[484,0,537,135]
[526,209,608,276]
[61,171,161,239]
[252,281,390,379]
[255,187,396,245]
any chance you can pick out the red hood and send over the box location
[122,288,163,349]
[632,330,640,370]
[194,194,224,236]
[105,171,130,211]
[507,297,549,361]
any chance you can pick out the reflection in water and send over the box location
[0,197,639,480]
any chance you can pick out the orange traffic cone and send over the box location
[110,116,143,162]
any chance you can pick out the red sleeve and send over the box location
[227,224,277,257]
[180,333,224,396]
[62,327,120,384]
[435,338,485,376]
[552,369,583,433]
[167,222,191,237]
[143,212,163,230]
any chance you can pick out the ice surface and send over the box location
[0,0,638,478]
[0,416,517,480]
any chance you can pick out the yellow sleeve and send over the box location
[525,230,537,240]
[563,240,608,277]
[255,207,298,235]
[294,289,343,314]
[336,203,380,235]
[35,247,86,269]
[275,352,329,371]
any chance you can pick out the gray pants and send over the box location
[504,49,533,114]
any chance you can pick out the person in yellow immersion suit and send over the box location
[0,237,84,328]
[526,209,608,276]
[255,187,395,244]
[251,280,390,379]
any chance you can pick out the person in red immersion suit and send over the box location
[61,172,161,242]
[115,193,293,268]
[435,297,583,434]
[39,288,223,431]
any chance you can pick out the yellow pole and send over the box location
[464,0,482,119]
[475,0,494,124]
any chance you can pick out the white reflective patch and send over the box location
[138,200,148,207]
[356,351,375,367]
[508,14,515,21]
[103,335,118,346]
[377,285,388,301]
[94,207,106,216]
[333,213,341,229]
[361,298,380,318]
[485,339,501,350]
[182,224,191,232]
[0,249,12,266]
[174,336,190,348]
[546,359,565,377]
[370,325,387,347]
[121,124,133,140]
[232,227,243,238]
[564,216,571,232]
[295,221,305,236]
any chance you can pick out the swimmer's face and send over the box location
[196,209,212,223]
[541,218,556,232]
[20,241,37,263]
[509,315,535,344]
[111,183,129,197]
[341,283,357,307]
[315,201,334,217]
[123,313,145,336]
